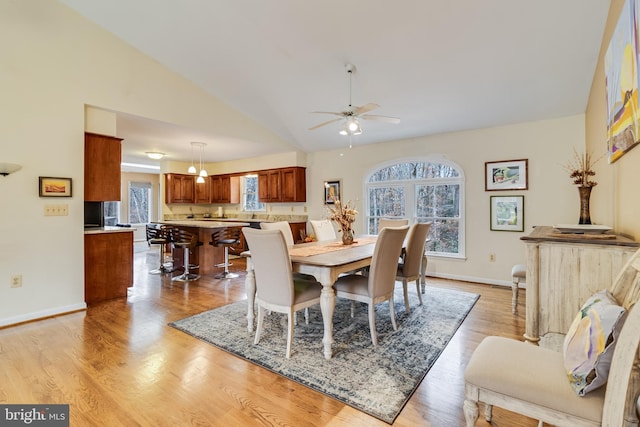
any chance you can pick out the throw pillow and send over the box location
[562,289,627,396]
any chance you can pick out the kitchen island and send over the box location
[160,220,250,275]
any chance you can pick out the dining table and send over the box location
[243,235,379,360]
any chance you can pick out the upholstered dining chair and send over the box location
[242,227,323,359]
[260,221,295,246]
[396,222,431,313]
[333,225,409,345]
[260,221,317,282]
[310,219,337,242]
[463,247,640,427]
[378,217,409,233]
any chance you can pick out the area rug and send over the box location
[169,287,479,424]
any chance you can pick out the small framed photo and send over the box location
[485,159,528,191]
[490,195,524,232]
[324,180,341,204]
[39,177,72,197]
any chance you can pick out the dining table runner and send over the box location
[288,236,377,257]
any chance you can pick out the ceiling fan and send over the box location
[309,64,400,136]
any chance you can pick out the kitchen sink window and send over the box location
[242,175,265,212]
[104,201,120,226]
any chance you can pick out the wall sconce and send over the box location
[0,163,22,176]
[146,152,165,160]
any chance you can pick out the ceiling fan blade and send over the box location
[353,103,380,115]
[310,111,344,117]
[361,114,401,124]
[308,117,343,130]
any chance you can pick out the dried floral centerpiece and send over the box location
[564,149,602,225]
[327,199,358,245]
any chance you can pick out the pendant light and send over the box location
[198,142,208,178]
[187,142,197,174]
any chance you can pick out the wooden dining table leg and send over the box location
[319,284,336,360]
[245,257,256,333]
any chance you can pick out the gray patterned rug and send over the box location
[169,287,479,424]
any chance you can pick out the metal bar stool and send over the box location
[210,227,241,279]
[171,228,202,282]
[146,223,169,274]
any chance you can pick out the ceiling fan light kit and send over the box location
[309,63,399,138]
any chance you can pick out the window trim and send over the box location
[363,155,465,259]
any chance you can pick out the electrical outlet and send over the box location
[11,274,22,288]
[489,253,496,262]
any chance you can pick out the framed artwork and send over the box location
[490,195,524,232]
[485,159,528,191]
[39,177,72,197]
[324,180,341,204]
[605,0,640,163]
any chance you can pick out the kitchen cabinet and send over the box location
[195,176,212,204]
[84,230,133,304]
[258,167,306,203]
[165,173,195,204]
[85,132,122,201]
[211,175,240,204]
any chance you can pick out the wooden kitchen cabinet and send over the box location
[258,167,306,203]
[165,173,195,203]
[84,132,122,201]
[84,231,133,304]
[195,176,212,204]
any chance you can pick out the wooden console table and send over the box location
[520,226,638,348]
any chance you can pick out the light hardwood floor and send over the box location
[0,245,544,426]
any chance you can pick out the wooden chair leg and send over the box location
[463,399,479,427]
[286,311,294,359]
[511,278,520,314]
[402,279,411,313]
[415,279,423,305]
[368,302,378,346]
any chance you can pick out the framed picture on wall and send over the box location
[485,159,528,191]
[490,195,524,232]
[324,180,341,204]
[39,177,72,197]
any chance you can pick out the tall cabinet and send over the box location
[84,132,123,201]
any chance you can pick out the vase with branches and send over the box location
[564,149,602,224]
[326,199,358,245]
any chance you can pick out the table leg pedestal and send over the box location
[245,258,256,333]
[320,286,336,360]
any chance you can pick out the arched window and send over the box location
[364,157,465,258]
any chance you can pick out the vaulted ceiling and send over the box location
[59,0,611,168]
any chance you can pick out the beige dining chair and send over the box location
[396,222,431,313]
[378,217,409,233]
[310,219,337,242]
[242,227,323,359]
[260,221,317,282]
[333,225,409,345]
[260,221,295,246]
[463,247,640,427]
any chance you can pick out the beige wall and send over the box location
[586,0,640,240]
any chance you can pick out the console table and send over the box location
[520,226,638,348]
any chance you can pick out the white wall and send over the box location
[0,0,292,326]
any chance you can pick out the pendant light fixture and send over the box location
[189,142,208,182]
[188,142,197,174]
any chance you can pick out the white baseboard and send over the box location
[427,272,523,288]
[0,303,87,328]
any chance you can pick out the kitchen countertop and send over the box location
[84,226,136,235]
[161,220,250,228]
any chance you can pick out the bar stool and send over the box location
[511,264,526,314]
[146,224,168,274]
[171,228,202,282]
[210,227,241,279]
